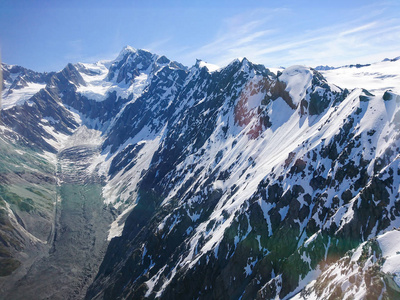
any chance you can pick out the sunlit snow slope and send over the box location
[320,57,400,94]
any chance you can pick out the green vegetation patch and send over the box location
[0,257,21,276]
[0,185,35,212]
[26,187,49,199]
[0,139,54,176]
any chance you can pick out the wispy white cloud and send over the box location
[179,3,400,68]
[177,8,283,64]
[339,22,378,37]
[144,37,173,53]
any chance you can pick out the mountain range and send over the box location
[1,46,400,299]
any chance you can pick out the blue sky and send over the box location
[1,0,400,71]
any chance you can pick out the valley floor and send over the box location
[1,130,113,300]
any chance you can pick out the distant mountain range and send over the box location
[1,47,400,299]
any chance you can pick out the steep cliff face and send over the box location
[85,59,400,299]
[1,49,400,299]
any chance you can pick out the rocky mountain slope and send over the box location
[0,47,400,299]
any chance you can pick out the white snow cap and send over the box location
[115,45,137,61]
[197,60,220,72]
[278,65,313,106]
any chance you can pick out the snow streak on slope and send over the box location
[104,125,167,240]
[378,230,400,287]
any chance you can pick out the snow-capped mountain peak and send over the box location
[114,45,138,61]
[278,65,313,106]
[1,63,53,109]
[194,59,220,73]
